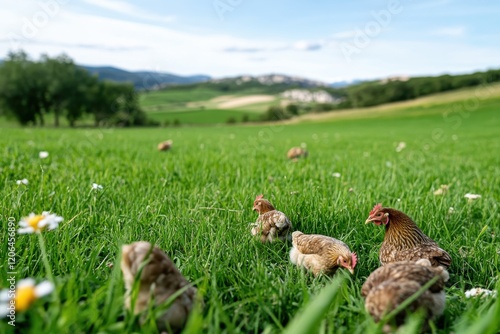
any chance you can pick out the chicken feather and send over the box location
[365,204,451,268]
[362,259,449,331]
[290,231,357,275]
[251,195,292,242]
[120,241,198,333]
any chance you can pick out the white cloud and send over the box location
[433,26,465,37]
[293,40,323,51]
[332,31,357,39]
[83,0,174,23]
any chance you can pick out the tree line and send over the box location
[0,51,155,127]
[343,69,500,108]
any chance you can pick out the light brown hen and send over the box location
[120,241,197,333]
[362,259,449,331]
[287,147,308,160]
[251,194,292,242]
[290,231,357,275]
[158,140,173,151]
[365,204,451,268]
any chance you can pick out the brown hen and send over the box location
[365,204,451,268]
[121,241,198,333]
[158,140,173,151]
[251,194,292,242]
[287,147,308,160]
[290,231,357,275]
[362,259,449,331]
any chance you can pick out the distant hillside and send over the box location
[81,65,210,90]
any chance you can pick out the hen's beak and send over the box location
[348,268,354,275]
[365,218,373,224]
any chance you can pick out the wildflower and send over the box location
[448,207,455,214]
[465,288,497,298]
[385,161,392,168]
[332,172,341,178]
[433,184,449,196]
[16,178,29,185]
[39,151,49,159]
[92,183,103,190]
[300,142,307,148]
[0,278,54,316]
[464,193,481,201]
[395,141,406,152]
[18,212,64,234]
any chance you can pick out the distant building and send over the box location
[281,89,341,103]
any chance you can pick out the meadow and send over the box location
[0,87,499,333]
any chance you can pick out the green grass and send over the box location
[140,87,225,106]
[0,90,499,333]
[146,108,261,125]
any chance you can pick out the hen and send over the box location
[287,147,308,160]
[251,194,292,242]
[158,139,173,151]
[121,241,198,333]
[362,259,449,331]
[365,204,451,268]
[290,231,357,275]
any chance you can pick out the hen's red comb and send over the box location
[369,203,383,216]
[255,194,264,201]
[351,252,358,269]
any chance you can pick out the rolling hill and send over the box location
[81,65,211,89]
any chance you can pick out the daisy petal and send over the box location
[17,278,36,288]
[18,227,35,234]
[35,281,54,297]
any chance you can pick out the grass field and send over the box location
[140,87,279,124]
[0,88,499,333]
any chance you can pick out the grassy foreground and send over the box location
[0,92,499,333]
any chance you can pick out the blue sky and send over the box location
[1,0,499,82]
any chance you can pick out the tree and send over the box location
[0,51,48,125]
[0,50,153,127]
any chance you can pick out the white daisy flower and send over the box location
[395,141,406,152]
[0,278,54,316]
[433,184,449,196]
[16,179,29,185]
[464,193,481,200]
[39,151,49,159]
[465,288,497,298]
[92,183,103,190]
[332,172,341,178]
[18,212,64,234]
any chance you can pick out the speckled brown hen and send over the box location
[365,204,451,268]
[290,231,357,275]
[121,241,198,333]
[251,194,292,242]
[287,147,308,160]
[158,140,173,151]
[362,259,449,331]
